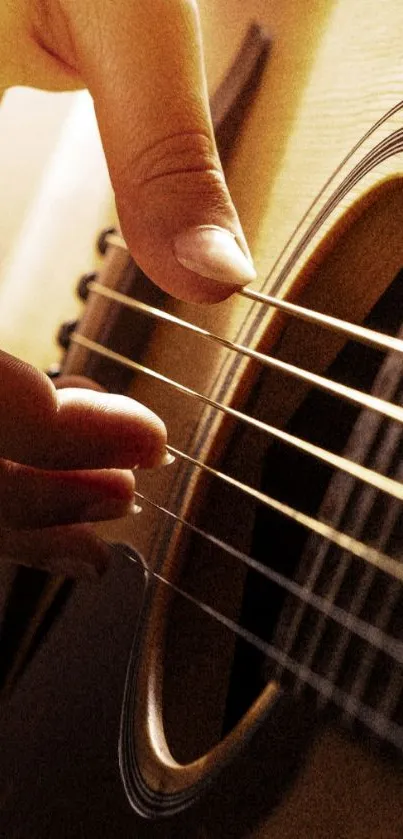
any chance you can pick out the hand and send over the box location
[0,353,166,577]
[0,0,256,573]
[0,0,256,303]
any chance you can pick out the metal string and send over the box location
[279,356,403,695]
[81,105,403,753]
[240,286,403,354]
[71,331,403,502]
[70,332,403,581]
[134,490,403,664]
[71,327,403,508]
[271,413,403,689]
[257,103,403,296]
[165,444,403,582]
[110,533,403,752]
[286,470,391,694]
[266,128,403,300]
[342,579,402,722]
[74,276,403,709]
[96,116,403,704]
[100,230,403,355]
[71,326,403,685]
[88,281,403,425]
[337,482,403,719]
[253,122,403,712]
[377,653,403,723]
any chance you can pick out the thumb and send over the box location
[62,0,256,302]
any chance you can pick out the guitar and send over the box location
[1,1,403,836]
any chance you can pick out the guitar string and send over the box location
[71,331,403,504]
[267,129,403,299]
[83,272,403,648]
[83,202,403,675]
[102,117,403,338]
[110,535,403,752]
[165,444,403,581]
[326,464,403,716]
[240,286,403,354]
[72,325,402,587]
[261,128,403,698]
[72,332,399,672]
[72,330,403,502]
[99,127,403,488]
[71,322,403,688]
[136,485,403,725]
[282,342,403,696]
[277,397,403,684]
[91,255,403,357]
[86,183,403,706]
[293,486,391,702]
[343,466,403,719]
[259,103,403,293]
[121,303,403,733]
[92,109,403,738]
[273,402,403,692]
[70,332,403,579]
[91,236,403,703]
[87,282,403,425]
[79,332,403,720]
[133,489,403,664]
[103,112,403,305]
[97,141,403,628]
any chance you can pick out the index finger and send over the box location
[0,350,167,470]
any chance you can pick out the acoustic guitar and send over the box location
[1,0,403,836]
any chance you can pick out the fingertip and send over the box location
[54,388,167,470]
[173,225,256,288]
[54,375,106,392]
[116,176,256,304]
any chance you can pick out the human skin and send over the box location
[0,0,254,574]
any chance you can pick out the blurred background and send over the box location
[0,87,116,371]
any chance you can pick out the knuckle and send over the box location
[115,130,233,249]
[115,130,224,194]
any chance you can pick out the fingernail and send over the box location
[135,450,176,471]
[80,497,132,523]
[159,449,176,467]
[173,225,257,286]
[132,503,143,515]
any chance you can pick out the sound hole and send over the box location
[161,271,403,764]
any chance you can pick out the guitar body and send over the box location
[1,1,403,836]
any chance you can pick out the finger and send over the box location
[60,0,257,302]
[0,523,116,579]
[54,374,105,392]
[0,460,136,529]
[52,388,168,470]
[0,350,167,469]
